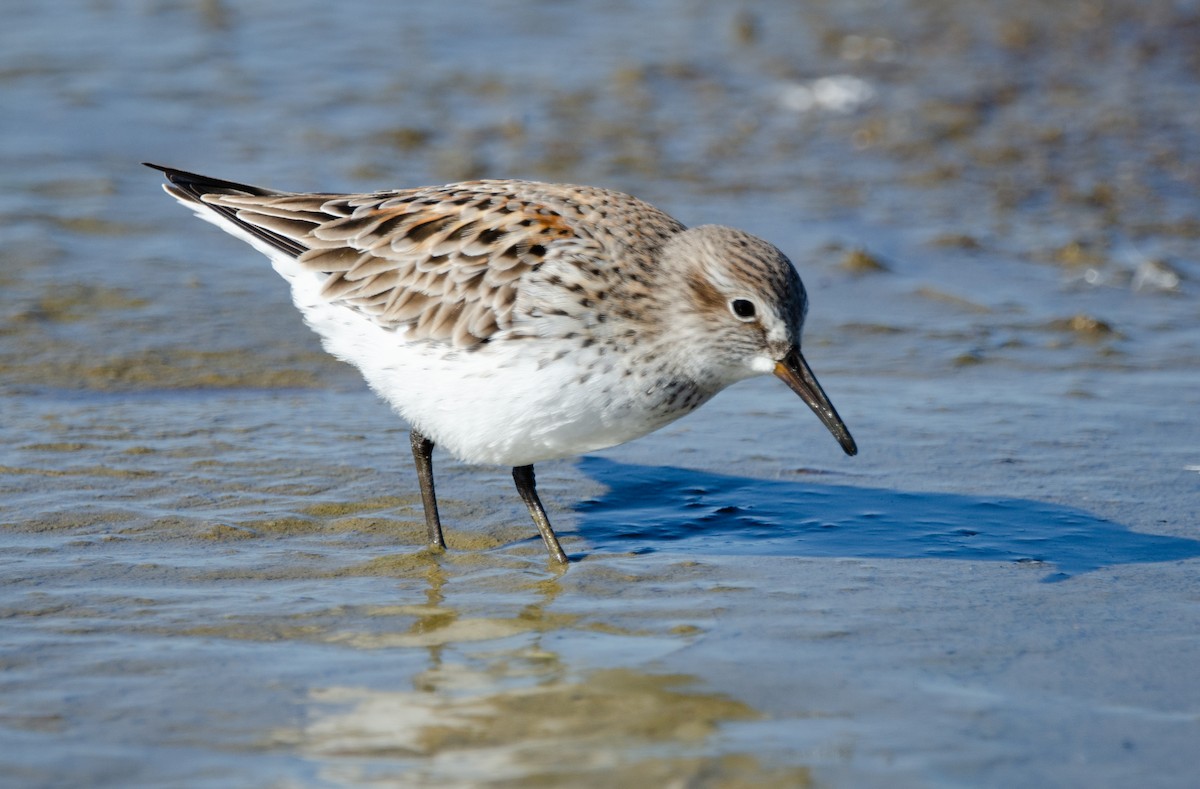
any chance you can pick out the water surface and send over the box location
[3,2,1199,786]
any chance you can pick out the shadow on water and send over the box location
[574,457,1200,581]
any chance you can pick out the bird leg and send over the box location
[512,465,569,564]
[409,429,446,550]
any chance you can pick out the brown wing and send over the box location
[149,165,590,348]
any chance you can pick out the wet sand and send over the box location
[3,2,1199,786]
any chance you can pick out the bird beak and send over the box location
[773,348,857,456]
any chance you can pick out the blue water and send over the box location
[3,1,1200,787]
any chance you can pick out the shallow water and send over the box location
[3,1,1200,787]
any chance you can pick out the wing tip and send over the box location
[142,162,279,198]
[145,162,308,258]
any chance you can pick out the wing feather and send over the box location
[230,197,568,345]
[147,164,684,349]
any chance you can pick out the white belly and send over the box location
[281,264,691,467]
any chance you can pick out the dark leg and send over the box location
[512,465,569,564]
[409,429,446,550]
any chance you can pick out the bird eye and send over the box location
[730,298,757,321]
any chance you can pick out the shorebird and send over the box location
[148,163,856,563]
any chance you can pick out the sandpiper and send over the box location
[147,164,856,563]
